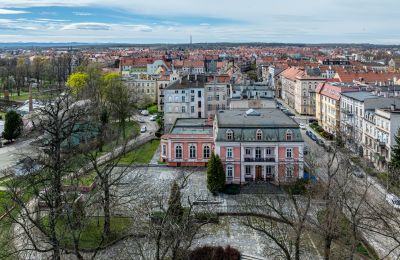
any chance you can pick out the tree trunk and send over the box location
[103,176,111,237]
[324,237,332,260]
[295,233,301,260]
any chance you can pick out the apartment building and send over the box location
[204,82,231,117]
[124,78,157,103]
[315,82,358,134]
[229,85,275,109]
[340,92,400,155]
[280,67,326,115]
[163,75,206,132]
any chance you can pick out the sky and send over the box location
[0,0,398,44]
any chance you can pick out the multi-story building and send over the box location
[315,82,358,134]
[161,108,305,184]
[124,78,157,103]
[204,82,231,117]
[163,75,206,131]
[364,106,400,170]
[280,67,326,115]
[340,92,400,155]
[214,109,304,184]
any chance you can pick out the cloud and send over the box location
[0,8,29,14]
[73,12,92,16]
[199,23,210,26]
[124,24,152,32]
[61,22,111,30]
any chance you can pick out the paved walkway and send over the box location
[149,145,160,165]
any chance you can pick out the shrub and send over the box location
[286,179,309,195]
[222,184,240,195]
[189,245,240,260]
[2,110,22,142]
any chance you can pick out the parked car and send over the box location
[149,115,157,121]
[140,126,147,133]
[303,146,309,155]
[308,132,317,141]
[138,117,145,123]
[141,110,149,116]
[386,194,400,210]
[316,139,325,146]
[299,123,306,129]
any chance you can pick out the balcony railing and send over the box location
[244,157,275,162]
[341,109,354,116]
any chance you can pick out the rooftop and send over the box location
[216,109,298,128]
[170,118,213,135]
[166,74,207,90]
[341,91,377,102]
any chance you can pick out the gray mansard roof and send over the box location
[215,109,302,142]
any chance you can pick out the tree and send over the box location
[168,181,183,221]
[66,72,88,97]
[2,110,22,142]
[207,152,225,194]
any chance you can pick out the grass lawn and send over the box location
[43,216,132,250]
[0,191,16,260]
[119,139,160,164]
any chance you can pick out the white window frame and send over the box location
[175,145,183,159]
[189,144,196,159]
[227,147,233,159]
[203,145,210,159]
[286,148,293,158]
[227,165,233,177]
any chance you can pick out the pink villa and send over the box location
[161,109,305,184]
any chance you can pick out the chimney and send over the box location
[29,84,33,112]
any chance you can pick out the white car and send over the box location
[386,194,400,210]
[140,126,147,133]
[138,117,145,123]
[149,115,157,121]
[141,110,149,116]
[299,123,306,129]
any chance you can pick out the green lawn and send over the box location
[119,139,160,164]
[43,216,132,250]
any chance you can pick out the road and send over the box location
[0,138,35,176]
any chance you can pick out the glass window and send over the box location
[182,96,185,102]
[245,165,251,175]
[191,106,195,113]
[227,147,233,158]
[245,148,251,155]
[255,147,261,158]
[226,130,233,140]
[286,130,293,141]
[227,165,233,177]
[286,148,293,158]
[175,145,182,159]
[182,106,186,113]
[266,147,272,155]
[189,145,196,159]
[162,144,166,156]
[286,166,293,178]
[191,96,195,102]
[203,145,210,159]
[256,129,263,140]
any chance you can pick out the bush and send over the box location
[2,110,22,142]
[189,245,240,260]
[286,179,309,195]
[222,184,240,195]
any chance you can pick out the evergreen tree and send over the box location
[207,152,226,194]
[2,110,22,142]
[168,180,183,221]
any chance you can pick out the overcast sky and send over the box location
[0,0,398,44]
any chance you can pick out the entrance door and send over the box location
[255,166,263,180]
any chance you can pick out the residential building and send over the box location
[280,67,326,115]
[204,82,231,117]
[160,118,214,167]
[124,78,157,103]
[340,91,400,155]
[163,75,206,131]
[229,85,275,109]
[315,82,358,134]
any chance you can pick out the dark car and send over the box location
[316,139,325,146]
[309,133,317,141]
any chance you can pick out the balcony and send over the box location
[244,157,275,162]
[342,109,353,116]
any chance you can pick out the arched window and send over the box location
[226,165,233,178]
[189,145,196,159]
[256,129,263,140]
[175,145,182,159]
[226,129,234,140]
[203,145,210,159]
[285,130,293,141]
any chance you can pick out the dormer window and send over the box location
[256,129,263,140]
[286,130,293,141]
[226,129,234,140]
